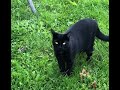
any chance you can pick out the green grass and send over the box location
[11,0,109,89]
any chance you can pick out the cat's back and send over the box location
[65,18,98,51]
[65,18,97,34]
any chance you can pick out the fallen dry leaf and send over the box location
[80,68,89,80]
[91,80,97,89]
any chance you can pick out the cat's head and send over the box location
[51,29,70,54]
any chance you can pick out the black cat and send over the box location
[51,18,109,76]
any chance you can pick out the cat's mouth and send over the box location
[55,49,66,55]
[57,50,64,55]
[59,51,63,54]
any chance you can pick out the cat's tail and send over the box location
[96,28,109,42]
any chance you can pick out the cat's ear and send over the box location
[64,33,69,41]
[50,29,58,38]
[50,29,55,34]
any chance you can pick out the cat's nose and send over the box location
[59,50,63,54]
[59,47,62,49]
[58,46,62,49]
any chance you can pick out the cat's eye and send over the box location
[55,41,58,45]
[63,42,66,45]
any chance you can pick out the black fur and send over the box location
[51,18,109,76]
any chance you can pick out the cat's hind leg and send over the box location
[86,35,95,61]
[86,51,93,61]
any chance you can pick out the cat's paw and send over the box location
[66,72,71,76]
[60,70,66,75]
[60,69,72,76]
[65,69,72,76]
[61,72,67,76]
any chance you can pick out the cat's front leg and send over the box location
[66,59,73,76]
[86,48,93,61]
[56,57,66,73]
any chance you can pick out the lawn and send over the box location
[11,0,109,89]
